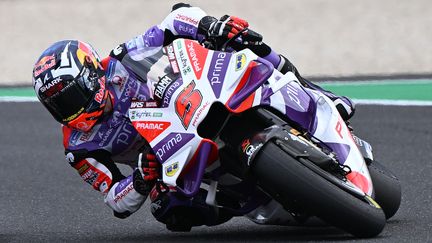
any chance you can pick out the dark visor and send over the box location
[43,65,101,123]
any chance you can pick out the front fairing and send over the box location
[129,39,274,196]
[129,38,374,198]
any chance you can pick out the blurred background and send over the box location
[1,1,432,242]
[1,0,432,86]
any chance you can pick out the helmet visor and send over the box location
[43,77,95,123]
[42,63,103,123]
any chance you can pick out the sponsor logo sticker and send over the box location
[133,121,171,143]
[154,75,174,101]
[165,45,180,73]
[34,54,56,77]
[165,162,179,177]
[175,14,199,25]
[153,133,194,162]
[235,53,247,71]
[207,52,230,98]
[185,40,208,79]
[241,139,263,165]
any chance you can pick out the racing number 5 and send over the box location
[175,81,203,129]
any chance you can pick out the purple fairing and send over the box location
[227,57,274,110]
[176,141,213,197]
[326,142,351,164]
[114,174,133,195]
[152,133,195,162]
[161,78,183,108]
[260,86,274,105]
[173,20,198,38]
[207,51,232,98]
[281,82,318,133]
[262,50,281,68]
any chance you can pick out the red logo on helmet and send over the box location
[34,54,56,77]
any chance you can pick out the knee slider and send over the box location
[113,210,131,219]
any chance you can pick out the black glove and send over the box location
[201,15,262,45]
[133,152,160,196]
[208,15,249,39]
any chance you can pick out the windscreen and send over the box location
[120,47,179,93]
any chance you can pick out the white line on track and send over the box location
[320,79,432,86]
[353,99,432,106]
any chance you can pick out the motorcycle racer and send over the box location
[32,2,355,227]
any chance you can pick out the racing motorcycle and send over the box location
[127,31,401,238]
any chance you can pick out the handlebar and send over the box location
[201,27,263,52]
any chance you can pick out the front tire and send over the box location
[368,160,401,219]
[251,140,386,238]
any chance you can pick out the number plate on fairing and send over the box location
[130,39,264,186]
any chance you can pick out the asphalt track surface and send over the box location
[1,102,431,242]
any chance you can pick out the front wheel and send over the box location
[368,160,401,219]
[251,140,386,238]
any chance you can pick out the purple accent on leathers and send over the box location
[262,50,281,68]
[176,141,212,197]
[114,175,133,195]
[152,133,195,162]
[143,26,165,47]
[227,58,273,110]
[173,20,198,38]
[207,51,231,98]
[125,26,165,52]
[326,142,351,164]
[67,59,149,155]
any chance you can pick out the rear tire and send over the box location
[368,160,401,219]
[251,140,386,238]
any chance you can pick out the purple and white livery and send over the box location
[130,38,388,237]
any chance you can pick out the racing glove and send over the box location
[200,15,263,44]
[208,15,249,39]
[132,152,160,196]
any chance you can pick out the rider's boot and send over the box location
[149,186,235,232]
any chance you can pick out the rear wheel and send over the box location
[368,160,401,219]
[251,140,386,238]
